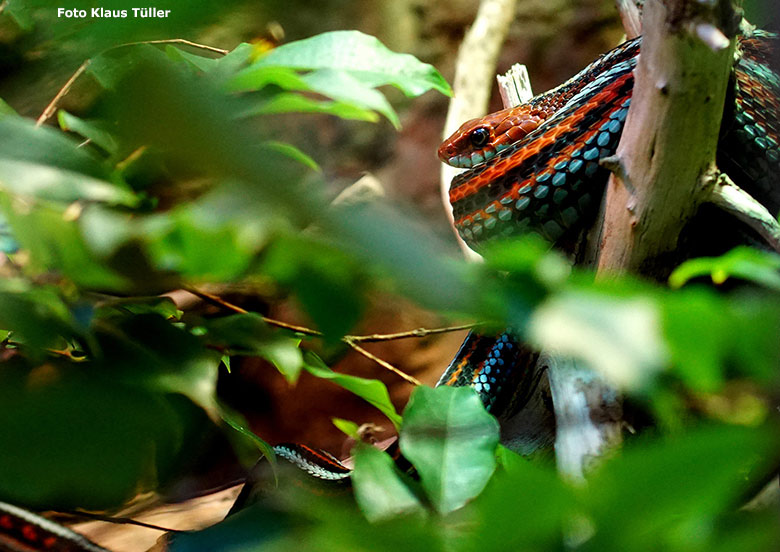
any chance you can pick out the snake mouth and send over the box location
[445,144,514,169]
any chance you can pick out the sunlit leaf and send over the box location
[218,402,275,463]
[249,92,379,122]
[332,417,360,439]
[240,30,452,97]
[670,246,780,290]
[529,291,668,390]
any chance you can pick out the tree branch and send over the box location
[706,170,780,253]
[596,0,739,277]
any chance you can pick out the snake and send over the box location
[440,31,779,248]
[2,30,778,552]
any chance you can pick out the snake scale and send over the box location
[1,30,777,552]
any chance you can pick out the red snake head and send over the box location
[438,105,546,168]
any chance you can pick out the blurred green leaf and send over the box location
[218,401,275,464]
[303,352,401,429]
[0,118,108,179]
[332,417,361,439]
[0,280,79,352]
[206,313,303,384]
[262,141,321,172]
[94,313,220,417]
[0,159,137,205]
[165,45,220,73]
[57,110,119,155]
[0,198,131,290]
[453,447,572,551]
[670,247,780,290]
[262,236,366,338]
[400,386,499,514]
[584,425,780,551]
[352,443,424,522]
[0,98,18,119]
[301,69,400,127]
[250,92,380,122]
[662,290,729,392]
[2,0,33,30]
[238,30,452,97]
[530,291,668,390]
[0,359,187,509]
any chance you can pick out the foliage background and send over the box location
[0,0,778,550]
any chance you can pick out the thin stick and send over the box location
[343,339,423,386]
[186,287,469,386]
[36,60,90,127]
[349,323,476,342]
[36,39,228,127]
[60,511,180,533]
[185,287,323,337]
[118,38,228,55]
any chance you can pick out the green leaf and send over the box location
[0,159,137,206]
[218,402,275,463]
[57,110,119,155]
[670,246,780,290]
[205,313,304,384]
[226,65,310,92]
[249,92,379,122]
[584,425,780,551]
[0,198,132,290]
[262,141,321,172]
[94,314,220,418]
[455,447,573,551]
[0,280,79,352]
[0,98,18,120]
[262,237,366,338]
[331,417,361,439]
[0,117,108,179]
[165,45,220,73]
[661,290,729,391]
[399,386,499,514]
[351,443,424,522]
[242,30,452,97]
[303,352,401,429]
[0,359,188,509]
[301,69,400,128]
[3,0,33,30]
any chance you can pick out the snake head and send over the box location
[438,105,545,169]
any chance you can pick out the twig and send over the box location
[117,38,228,55]
[36,39,228,127]
[185,287,322,337]
[186,287,469,386]
[59,511,180,533]
[348,323,476,342]
[36,60,90,127]
[707,171,780,253]
[343,339,423,386]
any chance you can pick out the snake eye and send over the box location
[469,127,490,149]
